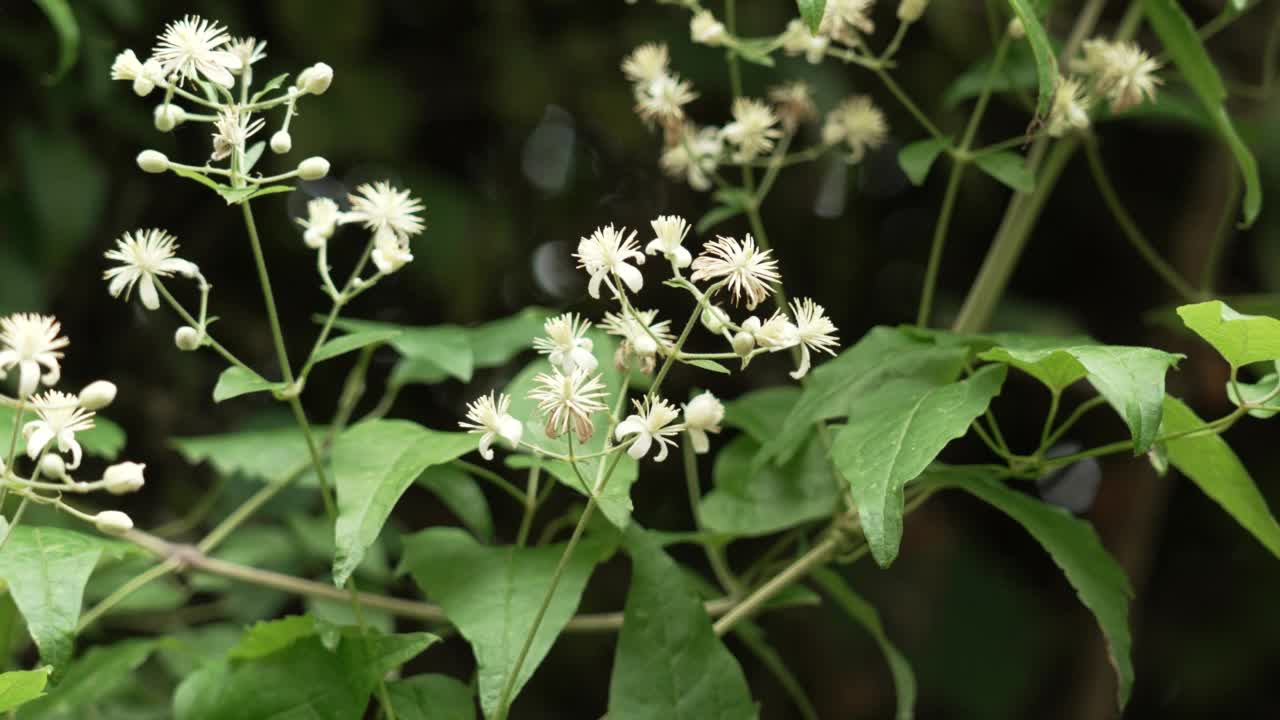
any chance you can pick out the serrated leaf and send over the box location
[312,328,401,364]
[686,358,731,374]
[0,667,51,713]
[211,366,286,403]
[32,0,78,83]
[1005,0,1058,118]
[701,435,839,537]
[607,526,757,720]
[418,465,496,542]
[19,639,154,719]
[974,150,1035,192]
[400,528,611,719]
[227,615,317,660]
[332,420,477,586]
[832,366,1007,566]
[811,569,915,720]
[1161,396,1280,559]
[898,138,951,186]
[796,0,827,34]
[1177,300,1280,368]
[333,318,474,382]
[1142,0,1261,226]
[389,674,477,720]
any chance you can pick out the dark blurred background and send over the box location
[2,0,1280,718]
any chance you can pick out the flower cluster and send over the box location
[1048,38,1162,137]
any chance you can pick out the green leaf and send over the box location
[0,407,126,461]
[19,639,154,719]
[211,367,286,403]
[505,453,639,529]
[249,73,290,103]
[922,466,1135,709]
[417,465,495,542]
[761,326,970,464]
[944,42,1040,107]
[978,346,1087,392]
[1005,0,1058,118]
[1226,367,1279,418]
[312,328,401,364]
[388,674,477,720]
[832,366,1007,566]
[169,165,229,193]
[731,37,776,67]
[400,528,611,719]
[0,527,129,670]
[246,185,296,201]
[686,358,731,374]
[468,307,553,367]
[1161,396,1280,559]
[227,615,317,660]
[974,151,1035,193]
[607,526,757,720]
[243,141,266,174]
[701,435,839,537]
[32,0,78,83]
[1142,0,1261,226]
[723,386,800,446]
[172,424,315,485]
[898,137,951,186]
[1177,300,1280,368]
[0,667,51,713]
[332,420,476,586]
[695,205,745,234]
[811,569,916,720]
[796,0,827,34]
[333,318,474,382]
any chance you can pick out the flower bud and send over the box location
[270,130,292,154]
[153,103,186,132]
[297,63,334,95]
[1008,18,1026,39]
[78,380,117,411]
[700,305,729,334]
[174,326,202,351]
[103,462,146,495]
[731,331,755,356]
[684,391,725,431]
[136,150,169,174]
[94,510,134,535]
[898,0,928,23]
[297,156,330,180]
[39,454,66,481]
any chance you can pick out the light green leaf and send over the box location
[0,667,51,713]
[608,526,757,720]
[686,358,731,374]
[1142,0,1261,226]
[312,328,401,364]
[922,466,1135,709]
[249,73,290,103]
[731,38,776,67]
[169,165,228,193]
[898,138,951,186]
[400,528,611,719]
[1177,300,1280,368]
[695,205,745,234]
[246,185,295,201]
[701,435,839,537]
[724,386,800,446]
[468,307,552,367]
[333,318,474,382]
[389,674,477,720]
[19,639,154,719]
[172,424,315,485]
[796,0,827,34]
[0,407,126,461]
[227,615,317,660]
[417,465,495,542]
[332,420,476,586]
[974,151,1035,193]
[243,141,265,174]
[978,346,1087,392]
[0,527,130,670]
[211,367,286,403]
[832,366,1007,566]
[1162,396,1280,559]
[811,569,915,720]
[1226,367,1279,418]
[32,0,78,83]
[1005,0,1059,118]
[761,326,970,464]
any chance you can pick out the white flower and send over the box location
[601,309,674,359]
[822,95,889,163]
[23,390,94,469]
[690,234,781,310]
[660,125,723,191]
[634,73,698,126]
[820,0,876,44]
[682,391,724,454]
[723,98,783,163]
[103,229,200,310]
[528,368,609,443]
[104,461,147,495]
[111,49,165,96]
[1046,76,1091,137]
[533,313,598,373]
[574,225,646,299]
[615,397,682,461]
[691,11,728,46]
[622,43,670,85]
[789,298,840,379]
[343,181,426,242]
[371,227,414,274]
[150,15,242,88]
[1078,39,1162,112]
[297,197,341,249]
[743,312,799,350]
[211,109,265,162]
[458,392,523,460]
[174,326,202,351]
[780,19,829,64]
[645,215,692,268]
[226,37,267,73]
[0,314,68,398]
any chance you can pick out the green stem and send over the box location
[1039,389,1061,452]
[155,280,252,373]
[874,68,946,141]
[1043,395,1109,449]
[712,534,840,636]
[916,161,967,326]
[1042,409,1243,470]
[516,459,541,547]
[289,398,337,519]
[241,199,295,385]
[77,560,181,631]
[1200,170,1242,294]
[683,435,741,596]
[453,460,527,504]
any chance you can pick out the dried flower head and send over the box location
[150,15,241,88]
[1079,39,1162,112]
[615,397,683,461]
[723,98,783,163]
[781,19,830,64]
[459,392,524,460]
[682,391,724,454]
[344,181,427,242]
[634,73,698,127]
[24,390,95,469]
[0,314,69,398]
[211,108,265,162]
[690,10,728,46]
[820,0,876,45]
[690,235,781,310]
[645,215,692,268]
[104,229,201,310]
[660,124,723,191]
[822,96,889,163]
[601,309,675,363]
[769,82,818,131]
[532,313,598,373]
[297,198,342,249]
[790,298,840,379]
[622,43,670,86]
[1046,76,1091,137]
[575,225,646,299]
[529,368,609,443]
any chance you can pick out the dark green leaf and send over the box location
[417,465,496,542]
[796,0,827,34]
[607,526,757,720]
[898,138,951,186]
[333,318,474,381]
[1005,0,1058,117]
[701,435,839,537]
[20,639,154,719]
[389,674,476,720]
[312,328,401,364]
[32,0,78,83]
[944,43,1040,107]
[974,151,1035,192]
[468,307,552,367]
[172,424,315,484]
[0,667,51,713]
[211,367,286,403]
[227,615,316,660]
[724,386,800,446]
[696,205,745,234]
[832,366,1007,566]
[1177,300,1280,368]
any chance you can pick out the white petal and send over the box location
[674,246,692,268]
[26,426,53,460]
[690,428,710,454]
[789,345,812,380]
[645,238,664,256]
[478,431,495,461]
[627,433,652,460]
[616,263,644,294]
[17,361,39,397]
[498,415,524,448]
[615,416,645,440]
[588,272,604,299]
[570,347,599,374]
[139,275,160,310]
[653,438,670,462]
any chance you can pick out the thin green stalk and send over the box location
[916,161,967,326]
[1039,389,1061,452]
[453,460,527,504]
[1043,395,1110,450]
[289,398,337,519]
[241,199,295,385]
[713,534,840,636]
[683,435,741,596]
[1200,171,1242,294]
[0,397,25,510]
[77,559,181,631]
[874,68,946,141]
[516,460,541,547]
[155,280,252,373]
[1042,409,1243,470]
